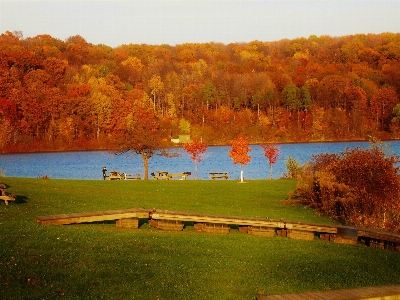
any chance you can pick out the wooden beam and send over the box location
[36,208,151,225]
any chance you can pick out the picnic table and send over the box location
[108,171,126,180]
[167,172,191,180]
[151,171,170,180]
[108,171,141,180]
[209,172,229,180]
[151,171,191,180]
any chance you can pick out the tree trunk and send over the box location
[194,161,198,180]
[141,151,150,180]
[269,163,273,180]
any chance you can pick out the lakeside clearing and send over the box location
[1,178,400,299]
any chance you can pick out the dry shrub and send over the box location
[291,141,400,231]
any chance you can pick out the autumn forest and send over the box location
[1,31,400,153]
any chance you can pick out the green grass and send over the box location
[1,178,400,300]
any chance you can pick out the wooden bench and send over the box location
[125,173,141,180]
[209,172,229,180]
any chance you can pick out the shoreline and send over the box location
[0,138,391,155]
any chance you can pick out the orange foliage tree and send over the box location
[116,103,170,180]
[183,139,207,179]
[228,135,252,182]
[261,143,280,180]
[3,31,400,152]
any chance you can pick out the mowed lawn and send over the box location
[1,178,400,300]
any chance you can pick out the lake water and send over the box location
[0,141,399,180]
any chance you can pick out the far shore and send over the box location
[0,138,389,155]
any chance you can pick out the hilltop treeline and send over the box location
[1,31,400,152]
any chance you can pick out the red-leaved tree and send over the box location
[229,135,252,182]
[116,103,170,180]
[183,139,207,179]
[261,143,280,180]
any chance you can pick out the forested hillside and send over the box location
[1,31,400,153]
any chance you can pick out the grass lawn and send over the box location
[1,178,400,300]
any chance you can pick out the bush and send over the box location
[291,141,400,231]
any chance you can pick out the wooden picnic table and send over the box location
[108,171,125,180]
[151,171,191,180]
[167,172,191,180]
[108,171,141,180]
[209,172,229,180]
[151,171,170,180]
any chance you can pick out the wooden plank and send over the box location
[150,210,281,228]
[332,236,358,245]
[36,208,151,225]
[150,219,183,231]
[248,226,276,237]
[202,223,230,234]
[150,210,337,234]
[116,218,139,228]
[258,284,400,300]
[359,228,400,243]
[287,229,315,241]
[286,222,338,234]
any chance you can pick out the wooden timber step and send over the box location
[149,219,184,231]
[257,284,400,300]
[358,228,400,243]
[36,208,400,252]
[150,210,337,234]
[36,208,151,225]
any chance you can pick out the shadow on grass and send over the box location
[74,218,150,227]
[15,195,28,204]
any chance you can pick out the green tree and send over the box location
[201,80,217,110]
[284,156,301,179]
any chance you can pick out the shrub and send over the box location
[291,141,400,231]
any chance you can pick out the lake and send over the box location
[0,141,399,180]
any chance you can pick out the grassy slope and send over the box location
[1,178,400,300]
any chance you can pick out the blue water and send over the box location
[0,141,399,180]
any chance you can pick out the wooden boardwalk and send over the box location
[258,284,400,300]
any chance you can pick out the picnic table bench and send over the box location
[209,172,229,180]
[0,184,16,205]
[125,173,141,180]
